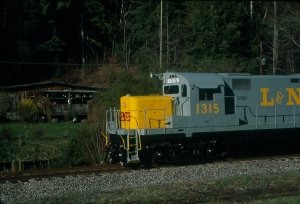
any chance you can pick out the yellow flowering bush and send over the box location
[17,99,40,122]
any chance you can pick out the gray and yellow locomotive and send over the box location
[105,72,300,166]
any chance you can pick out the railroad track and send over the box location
[0,164,127,183]
[223,153,300,163]
[1,153,300,184]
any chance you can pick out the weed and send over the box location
[0,128,12,140]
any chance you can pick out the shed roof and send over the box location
[0,81,104,92]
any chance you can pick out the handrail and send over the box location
[137,130,142,150]
[119,134,126,150]
[127,130,130,150]
[143,108,167,129]
[180,97,190,116]
[105,109,122,129]
[100,131,109,146]
[106,108,168,130]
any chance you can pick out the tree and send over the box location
[273,1,278,74]
[254,1,300,74]
[1,0,300,86]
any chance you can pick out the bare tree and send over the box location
[272,1,278,75]
[120,0,132,70]
[160,0,163,70]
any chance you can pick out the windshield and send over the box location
[164,85,179,94]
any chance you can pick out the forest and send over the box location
[0,1,300,86]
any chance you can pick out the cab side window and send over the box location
[181,84,187,97]
[199,88,220,101]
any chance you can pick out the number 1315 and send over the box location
[197,103,219,114]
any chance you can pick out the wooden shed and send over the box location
[0,81,103,122]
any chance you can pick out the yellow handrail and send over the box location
[100,131,109,146]
[137,131,142,150]
[119,135,127,150]
[127,130,130,150]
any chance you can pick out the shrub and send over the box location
[88,70,160,124]
[33,128,45,139]
[0,91,10,121]
[17,99,41,122]
[74,127,108,166]
[0,128,12,140]
[0,128,12,161]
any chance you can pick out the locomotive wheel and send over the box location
[119,149,128,167]
[140,148,153,168]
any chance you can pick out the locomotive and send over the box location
[105,72,300,166]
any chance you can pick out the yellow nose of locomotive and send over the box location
[120,95,173,129]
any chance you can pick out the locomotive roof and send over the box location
[180,72,224,88]
[164,72,225,89]
[164,72,300,89]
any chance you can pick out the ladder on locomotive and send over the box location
[126,129,141,163]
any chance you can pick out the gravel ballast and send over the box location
[1,157,300,203]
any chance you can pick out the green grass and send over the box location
[0,122,92,139]
[0,122,98,164]
[252,196,300,204]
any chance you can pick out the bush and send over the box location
[88,69,161,123]
[17,99,41,122]
[70,126,107,166]
[0,128,12,161]
[0,128,12,140]
[0,91,11,121]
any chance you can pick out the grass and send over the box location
[0,122,92,139]
[20,170,300,204]
[0,122,98,164]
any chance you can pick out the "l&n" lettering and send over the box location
[260,88,300,106]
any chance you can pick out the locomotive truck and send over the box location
[105,72,300,166]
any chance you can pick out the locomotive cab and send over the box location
[163,77,190,117]
[161,72,230,130]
